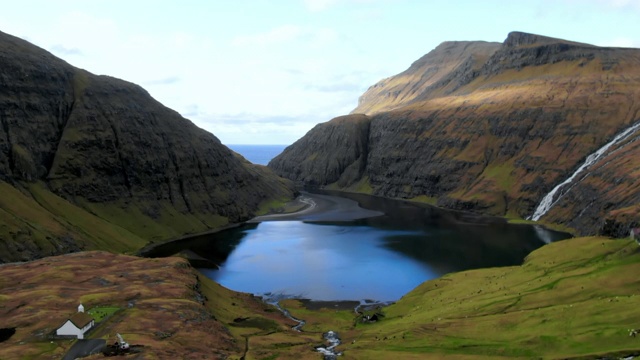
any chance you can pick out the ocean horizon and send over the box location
[226,144,288,166]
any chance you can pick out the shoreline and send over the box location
[251,191,383,222]
[135,222,246,258]
[248,194,317,222]
[136,191,382,259]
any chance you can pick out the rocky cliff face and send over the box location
[0,31,295,262]
[270,32,640,236]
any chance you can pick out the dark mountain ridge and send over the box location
[0,30,295,262]
[270,31,640,236]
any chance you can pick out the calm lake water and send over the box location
[146,191,571,302]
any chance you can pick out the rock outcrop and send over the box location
[269,32,640,236]
[0,30,295,262]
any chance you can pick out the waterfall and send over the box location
[529,121,640,221]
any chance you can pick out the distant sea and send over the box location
[226,144,288,165]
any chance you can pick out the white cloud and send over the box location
[50,44,82,56]
[144,76,181,86]
[193,113,323,145]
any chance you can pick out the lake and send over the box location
[145,191,571,302]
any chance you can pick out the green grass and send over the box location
[279,299,356,332]
[343,236,640,358]
[481,163,516,190]
[409,194,438,205]
[256,197,302,216]
[345,176,374,194]
[28,183,147,253]
[0,181,146,258]
[87,306,121,322]
[80,199,223,243]
[229,317,280,331]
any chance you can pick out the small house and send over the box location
[56,304,94,339]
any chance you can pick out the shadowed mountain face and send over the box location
[0,31,295,262]
[269,32,640,236]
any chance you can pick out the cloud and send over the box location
[199,113,304,127]
[181,104,201,118]
[144,76,181,86]
[304,81,363,93]
[192,113,322,144]
[50,44,82,56]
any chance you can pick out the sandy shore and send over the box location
[250,191,383,222]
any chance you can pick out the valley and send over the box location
[1,29,640,359]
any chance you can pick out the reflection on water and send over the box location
[148,192,571,302]
[200,222,438,301]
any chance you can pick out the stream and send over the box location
[262,296,343,358]
[262,296,393,358]
[261,293,306,332]
[263,297,342,358]
[315,331,342,359]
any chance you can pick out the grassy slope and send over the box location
[198,275,323,360]
[2,234,639,359]
[1,176,285,259]
[285,236,640,359]
[0,251,330,359]
[0,181,147,259]
[0,252,307,359]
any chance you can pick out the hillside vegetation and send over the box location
[3,236,637,359]
[277,236,640,359]
[0,251,319,359]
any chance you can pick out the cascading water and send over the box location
[529,121,640,221]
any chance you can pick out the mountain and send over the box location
[0,30,295,263]
[269,32,640,236]
[352,40,502,115]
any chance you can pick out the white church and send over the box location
[56,304,95,339]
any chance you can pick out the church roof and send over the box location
[68,312,94,328]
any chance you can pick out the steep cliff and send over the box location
[0,31,295,262]
[269,32,640,236]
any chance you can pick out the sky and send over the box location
[1,1,639,145]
